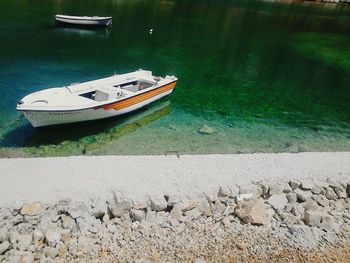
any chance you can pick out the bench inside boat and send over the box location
[79,79,155,102]
[116,80,154,92]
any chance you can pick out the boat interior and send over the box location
[78,79,156,102]
[116,80,154,92]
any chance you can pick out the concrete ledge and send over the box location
[0,152,349,206]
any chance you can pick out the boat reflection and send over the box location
[1,100,171,155]
[53,25,111,38]
[82,100,171,154]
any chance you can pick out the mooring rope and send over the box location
[0,114,24,129]
[164,150,180,158]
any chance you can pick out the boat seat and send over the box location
[122,84,139,92]
[95,90,109,101]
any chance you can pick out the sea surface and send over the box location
[0,0,349,157]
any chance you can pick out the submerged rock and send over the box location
[168,124,179,131]
[198,124,216,134]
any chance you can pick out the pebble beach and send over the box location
[0,152,350,262]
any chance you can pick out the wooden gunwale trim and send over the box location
[102,81,176,110]
[100,80,176,108]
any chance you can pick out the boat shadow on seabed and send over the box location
[0,100,171,149]
[53,24,111,39]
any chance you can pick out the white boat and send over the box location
[55,14,112,27]
[16,70,177,127]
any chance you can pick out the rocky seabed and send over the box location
[1,179,350,262]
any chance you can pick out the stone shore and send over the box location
[1,179,350,262]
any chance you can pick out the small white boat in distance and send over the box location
[17,70,177,127]
[55,14,112,27]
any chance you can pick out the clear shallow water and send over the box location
[0,0,350,157]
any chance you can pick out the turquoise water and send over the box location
[0,0,350,157]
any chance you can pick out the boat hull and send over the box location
[55,16,112,27]
[22,88,174,127]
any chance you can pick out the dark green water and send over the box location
[0,0,350,157]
